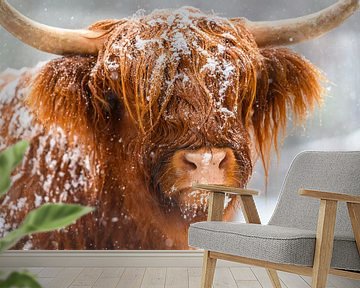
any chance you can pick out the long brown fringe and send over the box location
[28,7,324,179]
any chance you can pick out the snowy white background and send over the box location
[0,0,359,224]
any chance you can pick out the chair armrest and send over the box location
[193,184,261,223]
[299,189,360,204]
[193,184,259,196]
[301,189,360,258]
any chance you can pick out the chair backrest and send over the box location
[269,151,360,238]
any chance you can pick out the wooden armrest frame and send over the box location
[299,189,360,204]
[196,183,282,288]
[193,184,259,196]
[300,188,360,286]
[193,183,261,223]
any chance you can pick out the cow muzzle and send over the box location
[173,147,235,188]
[160,147,240,221]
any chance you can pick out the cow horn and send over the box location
[0,0,106,55]
[235,0,359,47]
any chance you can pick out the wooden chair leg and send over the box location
[266,269,282,288]
[312,200,337,288]
[201,250,217,288]
[347,202,360,254]
[200,191,223,287]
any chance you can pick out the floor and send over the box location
[2,266,360,288]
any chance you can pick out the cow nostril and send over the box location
[182,156,197,171]
[218,154,228,170]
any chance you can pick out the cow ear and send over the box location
[252,47,324,174]
[28,55,110,140]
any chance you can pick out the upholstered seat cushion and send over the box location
[189,221,360,272]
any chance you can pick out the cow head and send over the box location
[0,1,358,222]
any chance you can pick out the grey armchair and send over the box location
[188,151,360,288]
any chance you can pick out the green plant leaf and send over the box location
[21,203,94,234]
[0,204,94,252]
[0,271,41,288]
[0,228,24,252]
[0,140,29,197]
[0,178,10,198]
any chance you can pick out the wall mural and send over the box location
[0,0,358,250]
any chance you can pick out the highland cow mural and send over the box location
[0,0,358,249]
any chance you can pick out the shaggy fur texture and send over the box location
[0,7,323,249]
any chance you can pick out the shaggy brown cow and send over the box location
[0,0,358,249]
